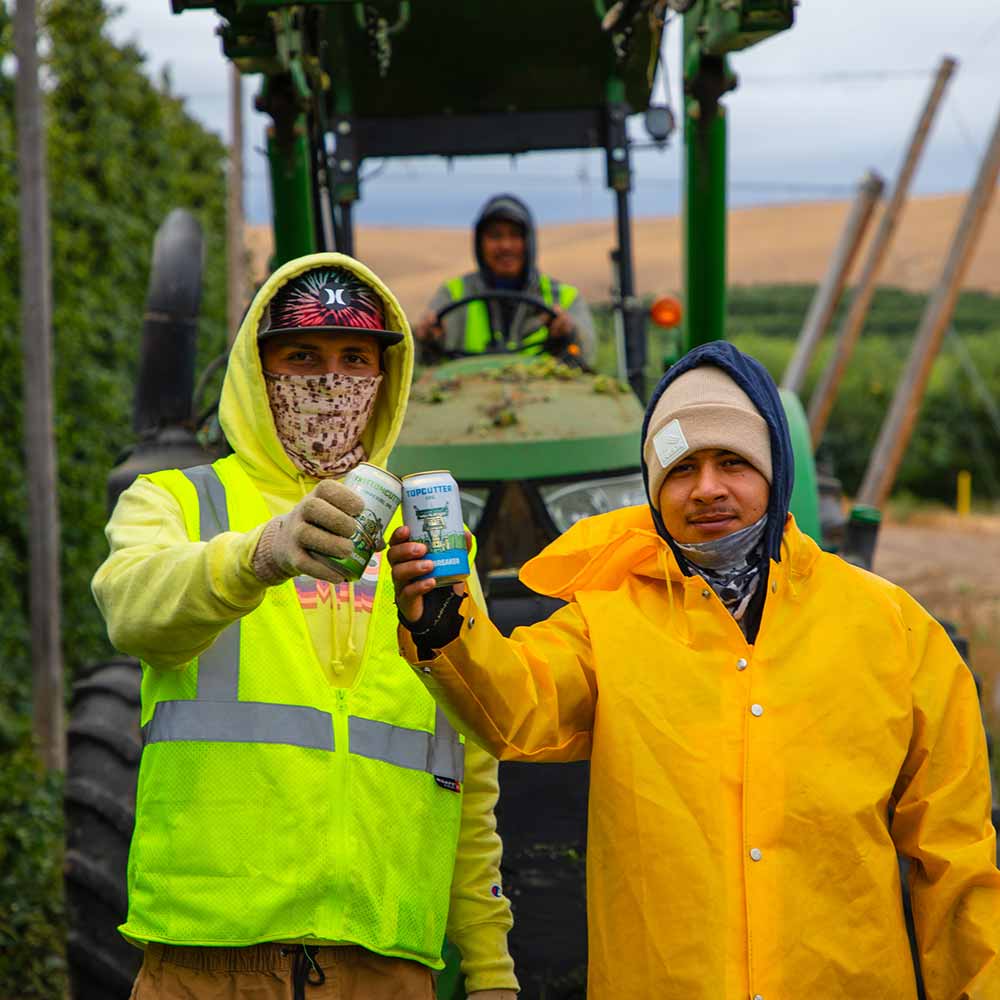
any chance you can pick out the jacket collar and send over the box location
[520,505,819,601]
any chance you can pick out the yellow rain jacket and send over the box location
[401,505,1000,1000]
[93,253,517,992]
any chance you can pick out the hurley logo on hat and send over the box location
[258,267,404,345]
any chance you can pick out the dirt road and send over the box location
[875,513,1000,730]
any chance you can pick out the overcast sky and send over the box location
[106,1,1000,227]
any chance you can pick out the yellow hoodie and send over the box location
[401,505,1000,1000]
[93,252,517,992]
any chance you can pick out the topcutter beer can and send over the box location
[401,471,470,587]
[317,463,402,581]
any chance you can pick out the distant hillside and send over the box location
[245,192,1000,317]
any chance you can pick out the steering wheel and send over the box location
[422,289,584,367]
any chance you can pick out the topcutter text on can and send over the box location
[317,463,402,581]
[402,471,470,587]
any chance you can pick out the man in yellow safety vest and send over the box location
[92,253,518,1000]
[413,193,596,365]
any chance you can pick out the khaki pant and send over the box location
[129,943,436,1000]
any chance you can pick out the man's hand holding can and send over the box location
[252,479,366,584]
[387,525,473,623]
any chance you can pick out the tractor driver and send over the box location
[413,193,597,365]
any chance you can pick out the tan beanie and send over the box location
[644,366,772,502]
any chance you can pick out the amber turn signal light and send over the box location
[650,295,683,329]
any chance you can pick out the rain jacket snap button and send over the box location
[469,617,476,628]
[754,994,765,1000]
[701,589,711,598]
[750,848,762,861]
[422,666,432,675]
[737,658,748,670]
[751,704,764,717]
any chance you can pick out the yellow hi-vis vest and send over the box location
[120,455,465,966]
[447,273,578,355]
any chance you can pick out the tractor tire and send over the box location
[64,657,143,1000]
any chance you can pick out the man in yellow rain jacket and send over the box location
[92,254,518,1000]
[388,341,1000,999]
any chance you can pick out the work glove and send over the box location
[467,992,518,1000]
[252,479,366,584]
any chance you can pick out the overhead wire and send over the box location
[947,326,1000,501]
[947,327,1000,445]
[973,16,1000,51]
[946,351,1000,502]
[744,68,936,85]
[948,96,985,161]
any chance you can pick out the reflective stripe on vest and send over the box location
[185,464,240,701]
[450,274,578,354]
[143,700,335,750]
[141,465,464,781]
[350,705,464,779]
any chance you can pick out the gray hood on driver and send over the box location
[473,193,537,288]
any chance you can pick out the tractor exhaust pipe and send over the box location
[133,209,204,433]
[106,209,217,510]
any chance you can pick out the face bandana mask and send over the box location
[674,514,769,625]
[265,370,383,478]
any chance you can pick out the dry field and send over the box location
[246,192,1000,316]
[875,512,1000,740]
[247,193,1000,744]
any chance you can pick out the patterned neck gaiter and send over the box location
[264,370,383,478]
[674,515,769,625]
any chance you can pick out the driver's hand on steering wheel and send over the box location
[546,306,577,341]
[413,310,444,343]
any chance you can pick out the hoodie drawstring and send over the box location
[347,581,358,659]
[658,543,695,647]
[331,581,344,675]
[330,580,359,677]
[658,546,673,624]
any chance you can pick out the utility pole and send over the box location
[227,64,246,347]
[856,102,1000,509]
[781,170,884,395]
[807,56,957,447]
[15,0,66,771]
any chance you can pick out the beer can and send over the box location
[401,471,470,587]
[316,463,402,581]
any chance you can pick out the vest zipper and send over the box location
[330,687,349,929]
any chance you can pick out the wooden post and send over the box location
[780,170,884,395]
[855,103,1000,509]
[807,57,957,447]
[15,0,66,771]
[227,64,246,347]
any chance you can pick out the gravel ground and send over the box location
[874,513,1000,732]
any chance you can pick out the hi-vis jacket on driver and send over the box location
[399,343,1000,999]
[92,253,517,992]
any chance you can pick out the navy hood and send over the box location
[473,193,537,287]
[640,341,794,572]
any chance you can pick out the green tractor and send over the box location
[63,3,832,999]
